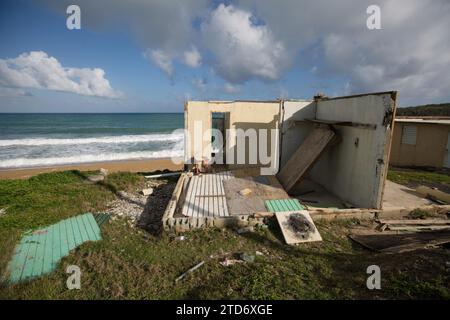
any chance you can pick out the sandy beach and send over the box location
[0,158,184,179]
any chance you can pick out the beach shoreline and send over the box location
[0,158,184,179]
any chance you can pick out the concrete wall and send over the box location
[185,101,281,169]
[390,122,450,168]
[308,92,397,209]
[280,100,315,168]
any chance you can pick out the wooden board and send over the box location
[416,186,450,204]
[379,219,450,225]
[275,210,322,245]
[223,176,290,215]
[349,230,450,253]
[277,127,336,192]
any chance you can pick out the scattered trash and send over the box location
[238,188,252,196]
[99,168,109,176]
[87,174,104,183]
[240,252,255,263]
[175,261,205,282]
[141,188,154,196]
[255,250,264,256]
[0,208,6,216]
[219,259,243,267]
[175,235,187,241]
[236,226,254,234]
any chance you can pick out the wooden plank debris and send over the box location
[275,210,322,245]
[349,230,450,253]
[379,219,450,225]
[416,186,450,204]
[277,127,336,192]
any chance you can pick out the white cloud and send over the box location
[238,0,450,105]
[144,49,174,77]
[183,46,202,68]
[223,83,240,94]
[201,4,289,83]
[39,0,450,105]
[0,51,121,98]
[192,77,207,92]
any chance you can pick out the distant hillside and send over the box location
[397,103,450,116]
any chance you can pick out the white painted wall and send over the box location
[309,93,396,208]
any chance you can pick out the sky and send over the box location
[0,0,449,113]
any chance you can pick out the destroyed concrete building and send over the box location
[162,91,449,236]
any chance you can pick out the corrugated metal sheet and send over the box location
[265,199,305,212]
[8,213,101,283]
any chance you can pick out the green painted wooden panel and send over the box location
[8,213,101,283]
[265,199,304,212]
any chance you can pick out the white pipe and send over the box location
[144,172,182,179]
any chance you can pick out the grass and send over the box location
[0,170,450,299]
[388,167,450,191]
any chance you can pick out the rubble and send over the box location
[87,174,104,183]
[141,188,154,196]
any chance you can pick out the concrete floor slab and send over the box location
[382,180,433,209]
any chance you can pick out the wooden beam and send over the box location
[277,127,336,192]
[302,118,377,130]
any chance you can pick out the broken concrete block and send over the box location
[141,188,153,196]
[87,174,104,183]
[99,168,109,176]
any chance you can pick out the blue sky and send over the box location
[1,0,449,112]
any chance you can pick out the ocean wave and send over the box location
[0,150,184,169]
[0,133,184,147]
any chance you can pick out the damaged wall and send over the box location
[185,101,281,168]
[308,92,397,208]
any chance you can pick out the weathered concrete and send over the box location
[309,92,397,209]
[382,180,433,210]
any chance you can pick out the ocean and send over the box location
[0,113,184,169]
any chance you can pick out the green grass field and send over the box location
[0,170,449,299]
